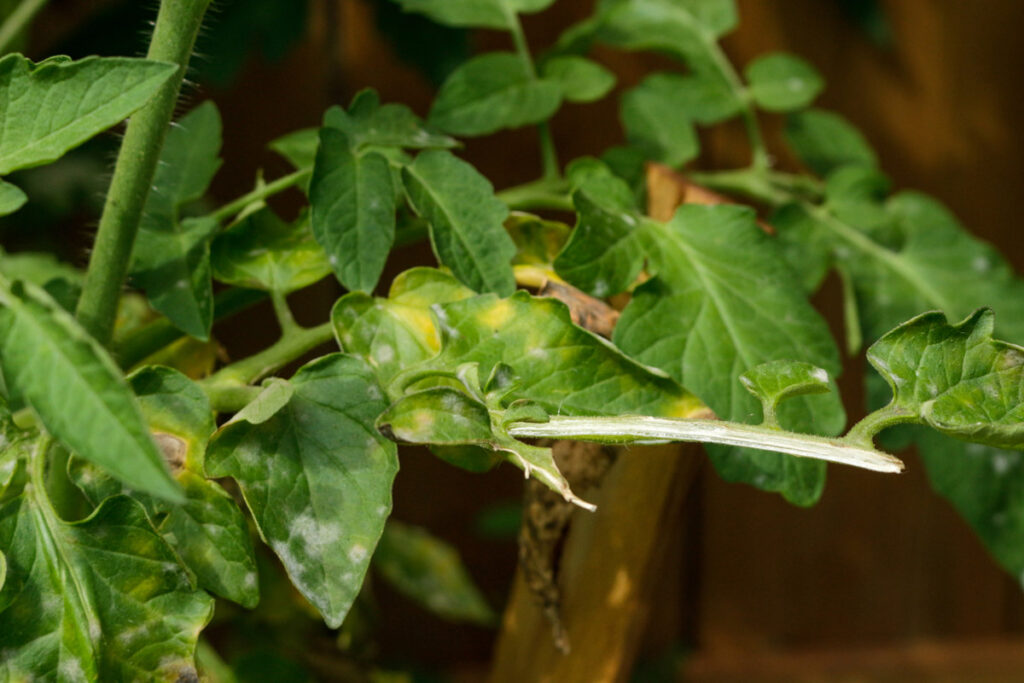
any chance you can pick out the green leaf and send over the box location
[132,101,223,340]
[611,204,844,505]
[130,365,213,473]
[269,127,319,170]
[0,491,213,681]
[744,52,824,112]
[132,217,219,341]
[332,268,476,385]
[784,108,877,176]
[0,179,26,216]
[0,279,181,501]
[0,247,82,288]
[380,387,495,444]
[428,53,563,136]
[233,378,295,425]
[403,150,516,295]
[554,177,647,298]
[620,75,699,167]
[206,354,399,628]
[212,208,331,293]
[598,0,738,62]
[540,56,616,103]
[374,521,495,625]
[392,0,555,29]
[326,89,459,152]
[867,309,1024,449]
[309,128,396,293]
[0,54,176,175]
[740,360,832,428]
[917,432,1024,577]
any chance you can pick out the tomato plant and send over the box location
[1,0,1023,680]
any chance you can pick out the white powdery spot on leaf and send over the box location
[347,543,369,564]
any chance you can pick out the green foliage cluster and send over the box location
[1,0,1024,678]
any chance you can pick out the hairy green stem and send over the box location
[0,0,48,53]
[508,416,905,473]
[75,0,212,345]
[208,168,311,224]
[114,287,266,369]
[497,177,573,211]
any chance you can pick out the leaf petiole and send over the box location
[208,168,311,224]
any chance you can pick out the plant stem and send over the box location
[689,168,823,207]
[0,0,48,53]
[506,11,561,180]
[496,177,573,211]
[508,415,906,473]
[700,34,770,170]
[270,291,298,334]
[200,322,333,389]
[75,0,212,345]
[208,168,311,224]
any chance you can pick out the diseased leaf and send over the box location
[620,75,699,167]
[212,208,331,293]
[310,128,396,293]
[428,53,562,137]
[540,56,615,103]
[740,360,832,427]
[374,521,495,625]
[424,291,704,418]
[744,52,824,112]
[784,108,877,176]
[867,309,1024,449]
[332,268,475,385]
[206,354,399,628]
[506,213,570,268]
[0,491,213,681]
[0,54,176,174]
[132,102,223,340]
[0,279,181,501]
[232,378,295,425]
[380,387,495,444]
[392,0,555,30]
[0,179,26,216]
[403,150,516,295]
[610,204,844,505]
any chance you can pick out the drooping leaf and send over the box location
[391,0,556,30]
[428,53,563,137]
[740,360,832,427]
[423,291,705,418]
[212,208,331,293]
[310,128,396,293]
[744,52,824,112]
[620,75,699,167]
[0,279,181,501]
[867,309,1024,449]
[0,491,213,681]
[374,521,495,625]
[332,268,475,385]
[206,354,399,628]
[610,204,844,504]
[784,108,877,176]
[403,150,516,295]
[132,102,223,340]
[540,56,616,103]
[0,54,176,175]
[327,89,459,152]
[0,179,26,216]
